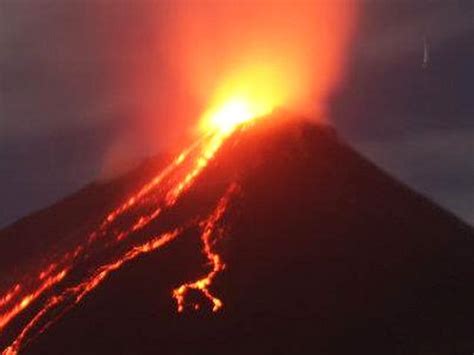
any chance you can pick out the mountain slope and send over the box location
[1,116,473,354]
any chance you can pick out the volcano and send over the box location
[0,113,473,354]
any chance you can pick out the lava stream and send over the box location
[0,130,229,336]
[0,286,20,309]
[0,121,244,354]
[2,229,182,355]
[173,182,239,312]
[3,181,237,355]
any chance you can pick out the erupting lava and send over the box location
[0,97,263,355]
[201,98,269,134]
[0,2,358,351]
[173,183,239,313]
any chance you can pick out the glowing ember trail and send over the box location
[173,183,239,313]
[0,286,20,309]
[0,98,265,354]
[0,2,359,350]
[2,229,182,355]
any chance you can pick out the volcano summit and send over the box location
[0,113,473,354]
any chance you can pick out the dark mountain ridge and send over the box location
[0,115,472,354]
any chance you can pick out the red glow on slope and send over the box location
[0,286,20,309]
[3,229,182,355]
[173,183,238,312]
[0,269,68,332]
[0,3,359,348]
[0,103,249,354]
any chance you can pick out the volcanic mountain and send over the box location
[0,113,473,354]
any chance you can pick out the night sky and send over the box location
[1,0,473,227]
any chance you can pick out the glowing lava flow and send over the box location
[0,99,266,354]
[173,183,239,312]
[0,146,193,337]
[0,286,20,309]
[2,229,182,355]
[3,182,237,355]
[0,131,224,335]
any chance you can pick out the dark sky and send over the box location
[331,1,474,225]
[1,0,473,227]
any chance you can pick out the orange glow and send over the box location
[1,124,239,354]
[0,269,68,332]
[1,2,358,352]
[198,66,286,134]
[167,0,357,129]
[0,285,20,309]
[173,183,238,312]
[201,98,266,134]
[3,229,182,355]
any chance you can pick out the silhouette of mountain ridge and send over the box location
[1,114,472,354]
